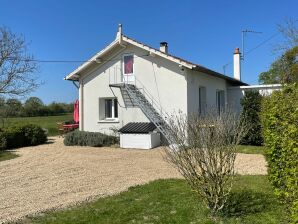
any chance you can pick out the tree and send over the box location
[259,46,298,84]
[240,91,263,145]
[165,109,247,215]
[5,98,23,117]
[48,102,66,115]
[0,27,39,97]
[275,18,298,52]
[259,19,298,84]
[24,97,44,117]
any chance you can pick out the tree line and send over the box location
[0,97,74,117]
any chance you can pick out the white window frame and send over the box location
[122,54,135,83]
[98,98,119,123]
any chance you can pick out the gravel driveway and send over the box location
[0,137,267,223]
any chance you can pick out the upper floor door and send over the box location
[122,54,135,83]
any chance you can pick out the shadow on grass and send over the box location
[222,190,274,217]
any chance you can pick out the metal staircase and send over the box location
[109,83,174,145]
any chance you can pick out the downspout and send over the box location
[72,81,79,89]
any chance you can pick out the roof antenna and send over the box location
[241,29,262,60]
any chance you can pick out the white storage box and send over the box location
[118,122,161,149]
[120,133,160,149]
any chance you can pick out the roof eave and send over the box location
[122,36,195,69]
[64,38,121,81]
[193,66,249,86]
[65,34,248,86]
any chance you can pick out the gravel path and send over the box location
[0,137,267,223]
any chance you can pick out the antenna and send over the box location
[222,63,229,75]
[241,29,262,60]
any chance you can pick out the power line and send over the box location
[6,54,150,63]
[222,31,281,73]
[245,32,280,56]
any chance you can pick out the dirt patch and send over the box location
[0,137,266,223]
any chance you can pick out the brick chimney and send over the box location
[233,48,241,80]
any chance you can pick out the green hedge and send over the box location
[240,91,263,146]
[63,130,119,147]
[0,124,47,150]
[261,84,298,223]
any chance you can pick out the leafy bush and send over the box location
[21,124,48,146]
[64,130,119,147]
[261,84,298,223]
[0,124,47,150]
[4,126,26,149]
[240,91,263,146]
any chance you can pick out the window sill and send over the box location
[98,119,119,123]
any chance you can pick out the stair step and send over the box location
[121,84,174,145]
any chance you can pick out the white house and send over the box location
[65,25,281,146]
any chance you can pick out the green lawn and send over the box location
[236,145,266,154]
[25,176,286,224]
[3,114,73,136]
[0,151,18,162]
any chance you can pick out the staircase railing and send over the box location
[109,67,169,120]
[109,67,174,145]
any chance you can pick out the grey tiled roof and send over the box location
[118,122,157,133]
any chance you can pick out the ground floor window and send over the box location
[199,86,206,115]
[216,90,225,114]
[99,98,118,120]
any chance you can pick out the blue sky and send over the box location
[1,0,297,104]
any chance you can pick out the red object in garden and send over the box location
[74,100,79,123]
[63,123,79,131]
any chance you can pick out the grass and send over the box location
[25,176,286,224]
[3,114,73,136]
[236,145,266,154]
[0,151,18,162]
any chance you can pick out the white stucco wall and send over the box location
[79,45,187,134]
[78,42,280,135]
[187,69,228,114]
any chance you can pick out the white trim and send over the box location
[65,34,196,81]
[122,53,135,83]
[98,119,119,123]
[79,79,84,131]
[100,98,118,120]
[65,39,121,80]
[228,84,282,90]
[122,36,195,69]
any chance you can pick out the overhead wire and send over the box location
[245,32,280,56]
[5,54,150,63]
[221,31,281,72]
[4,30,283,79]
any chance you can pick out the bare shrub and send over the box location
[164,108,247,215]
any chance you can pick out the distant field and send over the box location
[2,114,73,136]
